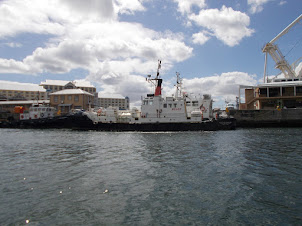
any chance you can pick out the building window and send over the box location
[61,95,65,101]
[74,95,79,102]
[68,95,72,100]
[296,86,302,95]
[54,96,58,103]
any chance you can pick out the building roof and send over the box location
[240,81,302,90]
[98,93,125,99]
[257,81,302,88]
[40,79,95,88]
[49,89,93,96]
[241,81,302,89]
[0,100,50,105]
[0,80,46,92]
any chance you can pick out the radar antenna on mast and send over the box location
[156,60,161,78]
[174,72,183,99]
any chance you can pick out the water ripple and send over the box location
[0,128,301,225]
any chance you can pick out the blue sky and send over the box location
[0,0,301,108]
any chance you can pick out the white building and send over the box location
[0,80,47,101]
[40,79,96,96]
[98,93,130,110]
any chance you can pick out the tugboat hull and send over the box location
[71,114,236,131]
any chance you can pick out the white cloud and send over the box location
[3,42,22,48]
[0,0,148,39]
[0,0,193,81]
[279,0,287,6]
[189,6,254,46]
[173,0,207,15]
[183,71,257,105]
[192,31,211,45]
[0,0,65,38]
[247,0,271,14]
[0,59,32,74]
[1,20,192,75]
[114,0,145,15]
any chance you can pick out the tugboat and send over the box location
[72,61,236,131]
[7,104,76,129]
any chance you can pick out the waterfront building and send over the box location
[40,80,96,94]
[98,94,130,110]
[0,81,47,101]
[239,78,302,110]
[49,89,94,114]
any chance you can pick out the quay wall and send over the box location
[229,109,302,127]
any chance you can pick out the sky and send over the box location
[0,0,301,109]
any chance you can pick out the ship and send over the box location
[0,103,78,129]
[71,61,236,131]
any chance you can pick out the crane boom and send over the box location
[263,14,302,81]
[270,14,302,44]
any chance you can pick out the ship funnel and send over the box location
[154,79,162,96]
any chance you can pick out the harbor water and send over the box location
[0,128,301,225]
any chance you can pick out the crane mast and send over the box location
[262,14,302,82]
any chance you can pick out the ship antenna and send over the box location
[156,60,161,79]
[154,60,162,96]
[175,72,182,99]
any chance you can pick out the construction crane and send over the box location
[262,14,302,82]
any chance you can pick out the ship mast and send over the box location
[147,60,162,96]
[174,72,182,99]
[154,60,162,96]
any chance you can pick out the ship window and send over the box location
[42,108,46,112]
[186,101,191,106]
[169,104,172,108]
[163,104,167,108]
[143,100,148,105]
[192,101,198,106]
[149,101,153,105]
[174,103,177,107]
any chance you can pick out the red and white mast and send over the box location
[154,60,162,96]
[147,60,162,96]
